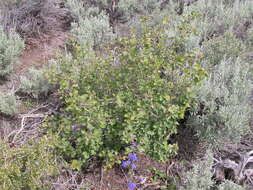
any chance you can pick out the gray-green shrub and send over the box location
[246,26,253,49]
[0,25,24,77]
[181,150,214,190]
[66,0,165,49]
[66,0,114,49]
[67,0,162,24]
[71,11,114,49]
[187,58,252,148]
[219,180,246,190]
[183,0,253,44]
[0,92,18,116]
[19,68,52,99]
[181,150,246,190]
[202,32,245,67]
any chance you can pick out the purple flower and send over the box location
[131,142,138,147]
[128,153,138,162]
[138,177,146,184]
[131,164,137,170]
[121,160,130,168]
[128,182,136,190]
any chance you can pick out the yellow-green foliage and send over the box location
[47,18,207,169]
[0,137,59,190]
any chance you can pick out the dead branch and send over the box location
[213,150,253,186]
[7,103,58,145]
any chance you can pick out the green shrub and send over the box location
[47,19,206,168]
[0,136,59,190]
[0,92,18,116]
[19,68,52,99]
[187,58,252,148]
[0,25,24,77]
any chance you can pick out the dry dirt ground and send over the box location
[17,32,68,75]
[0,32,68,92]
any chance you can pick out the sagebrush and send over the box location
[0,25,24,77]
[181,150,246,190]
[19,68,52,98]
[188,58,252,148]
[0,92,18,116]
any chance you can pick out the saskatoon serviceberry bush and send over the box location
[47,17,207,169]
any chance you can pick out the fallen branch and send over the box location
[213,150,253,185]
[7,104,52,145]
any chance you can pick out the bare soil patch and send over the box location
[17,32,68,75]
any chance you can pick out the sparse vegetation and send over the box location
[181,150,214,190]
[219,180,246,190]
